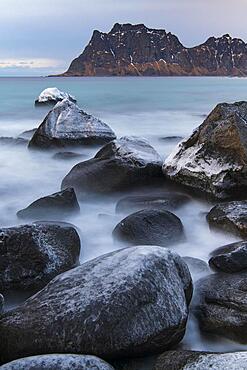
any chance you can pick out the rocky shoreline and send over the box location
[1,88,247,369]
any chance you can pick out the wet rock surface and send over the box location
[29,99,116,149]
[207,200,247,237]
[194,273,247,343]
[0,222,80,292]
[17,187,80,220]
[115,192,190,214]
[0,354,115,370]
[52,151,85,160]
[0,246,192,363]
[62,136,163,196]
[155,350,247,370]
[209,241,247,273]
[113,209,185,247]
[163,102,247,199]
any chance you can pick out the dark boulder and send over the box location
[0,354,114,369]
[17,188,80,220]
[29,99,116,149]
[0,246,192,363]
[207,200,247,237]
[163,102,247,199]
[62,136,163,196]
[194,273,247,343]
[115,192,190,214]
[113,209,184,247]
[155,350,247,370]
[0,222,80,292]
[209,241,247,273]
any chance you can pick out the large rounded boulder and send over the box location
[61,136,163,196]
[0,222,80,292]
[17,187,80,220]
[209,240,247,273]
[163,101,247,199]
[0,354,114,370]
[113,209,185,247]
[35,87,77,106]
[194,273,247,343]
[155,350,247,370]
[0,246,192,363]
[29,99,116,149]
[207,200,247,237]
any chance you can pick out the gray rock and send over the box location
[207,200,247,237]
[115,192,190,214]
[0,222,80,292]
[17,188,80,220]
[163,102,247,199]
[29,99,116,149]
[209,241,247,273]
[194,273,247,343]
[0,294,4,314]
[155,350,247,370]
[35,87,77,106]
[113,209,184,247]
[18,128,37,140]
[0,137,28,146]
[0,354,114,369]
[52,151,85,160]
[0,246,192,363]
[62,136,163,196]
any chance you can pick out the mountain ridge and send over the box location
[57,23,247,77]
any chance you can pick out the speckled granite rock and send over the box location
[0,246,192,363]
[0,354,114,369]
[209,240,247,273]
[155,350,247,370]
[207,200,247,237]
[29,99,116,149]
[163,102,247,199]
[35,87,76,106]
[194,273,247,343]
[0,222,80,291]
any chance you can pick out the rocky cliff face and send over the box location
[61,23,247,77]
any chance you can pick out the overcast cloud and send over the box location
[0,0,246,75]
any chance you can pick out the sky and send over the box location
[0,0,247,76]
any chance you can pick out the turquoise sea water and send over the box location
[1,76,247,356]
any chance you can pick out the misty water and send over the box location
[1,76,247,358]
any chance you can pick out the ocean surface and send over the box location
[1,76,247,357]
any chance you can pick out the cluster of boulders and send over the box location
[2,90,247,368]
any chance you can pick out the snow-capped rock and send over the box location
[35,87,76,106]
[156,350,247,370]
[0,354,114,370]
[163,101,247,199]
[61,136,162,196]
[0,222,80,292]
[207,200,247,238]
[17,187,80,220]
[0,246,192,363]
[29,99,116,149]
[113,209,185,247]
